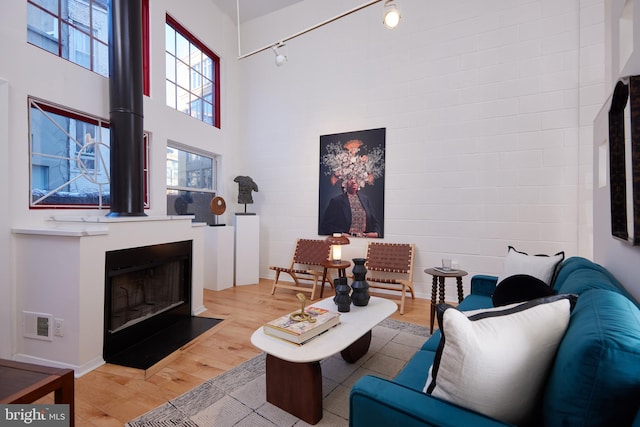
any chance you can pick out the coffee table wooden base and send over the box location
[340,330,371,363]
[265,330,372,425]
[266,355,322,425]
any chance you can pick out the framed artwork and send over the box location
[318,128,386,238]
[608,76,640,245]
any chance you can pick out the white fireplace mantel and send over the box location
[12,215,206,376]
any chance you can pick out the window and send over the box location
[27,0,150,96]
[165,15,220,128]
[29,98,149,208]
[27,0,109,77]
[166,144,219,224]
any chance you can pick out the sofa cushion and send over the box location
[394,349,436,392]
[543,289,640,426]
[553,257,639,308]
[424,294,576,425]
[492,274,556,307]
[497,246,564,287]
[455,293,493,311]
[421,293,495,352]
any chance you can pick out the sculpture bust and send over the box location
[234,176,259,214]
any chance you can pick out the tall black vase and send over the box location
[351,258,370,306]
[334,276,351,312]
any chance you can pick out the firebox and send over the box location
[103,240,192,361]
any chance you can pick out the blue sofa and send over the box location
[350,257,640,426]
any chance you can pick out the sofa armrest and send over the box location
[350,376,513,427]
[471,274,498,297]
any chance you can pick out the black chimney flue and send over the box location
[107,0,146,217]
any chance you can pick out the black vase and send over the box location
[334,276,351,312]
[351,258,370,306]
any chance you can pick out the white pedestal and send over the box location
[234,215,259,286]
[203,225,235,291]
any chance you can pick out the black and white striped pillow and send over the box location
[424,294,577,425]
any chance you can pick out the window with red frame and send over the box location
[27,0,150,96]
[29,98,150,209]
[165,15,221,128]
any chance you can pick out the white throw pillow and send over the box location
[497,246,564,286]
[423,295,575,425]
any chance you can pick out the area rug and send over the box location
[126,318,430,427]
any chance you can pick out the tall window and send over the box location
[27,0,109,77]
[166,144,219,224]
[29,98,149,208]
[165,15,220,128]
[26,0,150,95]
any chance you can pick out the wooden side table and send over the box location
[0,359,75,427]
[424,268,468,334]
[319,260,351,298]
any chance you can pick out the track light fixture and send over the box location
[272,42,287,67]
[237,1,403,61]
[383,0,401,29]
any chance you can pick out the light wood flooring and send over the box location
[37,279,433,426]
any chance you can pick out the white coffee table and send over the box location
[251,296,397,424]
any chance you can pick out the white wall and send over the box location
[239,0,606,300]
[592,0,640,302]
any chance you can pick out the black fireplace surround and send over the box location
[103,240,192,361]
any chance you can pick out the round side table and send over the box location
[320,260,351,298]
[424,268,468,334]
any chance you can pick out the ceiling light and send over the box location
[383,0,401,29]
[272,42,287,67]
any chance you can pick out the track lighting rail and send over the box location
[236,0,384,60]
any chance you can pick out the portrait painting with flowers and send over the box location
[318,128,385,238]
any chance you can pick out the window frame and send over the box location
[27,0,110,76]
[27,0,151,96]
[165,14,221,128]
[166,143,220,223]
[29,97,150,209]
[166,142,219,195]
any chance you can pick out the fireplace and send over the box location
[103,240,192,361]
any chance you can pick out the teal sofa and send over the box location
[350,257,640,426]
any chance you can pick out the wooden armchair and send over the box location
[365,242,416,314]
[270,239,332,301]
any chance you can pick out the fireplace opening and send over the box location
[103,240,220,369]
[104,240,192,360]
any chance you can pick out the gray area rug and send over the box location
[125,318,430,427]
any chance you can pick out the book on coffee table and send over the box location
[263,306,340,345]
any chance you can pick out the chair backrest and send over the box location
[292,239,331,267]
[365,242,415,281]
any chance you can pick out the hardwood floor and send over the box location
[39,279,433,426]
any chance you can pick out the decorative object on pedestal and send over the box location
[334,276,352,312]
[351,258,370,306]
[209,195,226,226]
[326,233,350,263]
[233,175,259,215]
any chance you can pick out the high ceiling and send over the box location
[209,0,304,23]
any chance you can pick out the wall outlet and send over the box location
[54,318,64,337]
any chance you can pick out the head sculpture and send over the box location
[234,176,259,204]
